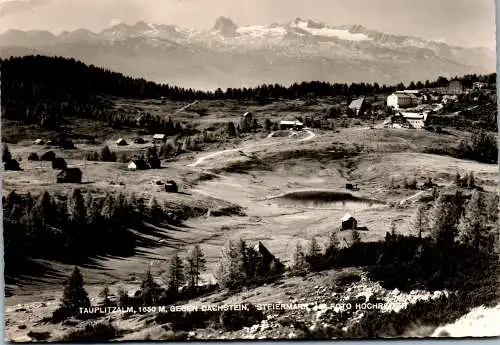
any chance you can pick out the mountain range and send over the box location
[0,17,495,90]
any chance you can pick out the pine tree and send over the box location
[351,229,361,245]
[60,266,90,313]
[263,118,272,131]
[67,188,86,227]
[292,242,309,275]
[99,145,116,162]
[429,192,459,246]
[148,197,162,224]
[307,237,322,258]
[390,221,397,236]
[185,244,207,289]
[165,252,185,296]
[140,267,161,305]
[327,230,340,251]
[98,285,112,307]
[2,143,12,162]
[454,171,462,187]
[458,190,488,251]
[409,205,427,238]
[485,193,499,223]
[226,121,236,137]
[116,286,129,307]
[214,239,247,289]
[306,237,323,271]
[145,145,160,168]
[466,172,475,189]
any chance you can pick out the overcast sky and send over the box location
[0,0,495,49]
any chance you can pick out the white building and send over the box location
[400,112,428,129]
[387,92,419,109]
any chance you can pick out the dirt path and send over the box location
[187,129,315,167]
[173,100,199,115]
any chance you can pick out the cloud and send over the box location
[0,0,48,18]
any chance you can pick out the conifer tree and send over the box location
[60,266,90,313]
[454,171,462,187]
[458,190,488,251]
[292,242,309,275]
[429,192,460,246]
[485,193,499,223]
[306,237,323,271]
[409,205,427,238]
[466,171,475,189]
[99,145,116,162]
[307,237,322,258]
[2,143,12,162]
[165,252,185,296]
[140,267,161,305]
[214,239,247,289]
[226,121,236,137]
[148,197,162,224]
[67,188,86,227]
[185,244,207,289]
[351,229,361,245]
[98,285,112,307]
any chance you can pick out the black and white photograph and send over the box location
[1,0,499,341]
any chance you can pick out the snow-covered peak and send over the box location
[288,18,372,41]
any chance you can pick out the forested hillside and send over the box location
[2,55,496,129]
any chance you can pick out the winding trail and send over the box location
[187,129,316,168]
[173,100,199,115]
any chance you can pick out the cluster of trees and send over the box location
[286,187,498,289]
[54,245,207,319]
[454,171,476,189]
[456,130,498,164]
[3,189,174,275]
[3,56,495,131]
[214,239,285,290]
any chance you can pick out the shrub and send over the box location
[219,303,263,331]
[61,322,120,342]
[84,151,99,161]
[99,145,116,162]
[52,157,67,170]
[28,152,39,161]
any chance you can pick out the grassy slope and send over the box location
[3,97,498,340]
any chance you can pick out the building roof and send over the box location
[280,120,303,126]
[153,134,166,139]
[243,111,252,117]
[391,92,419,100]
[399,112,427,121]
[348,97,365,110]
[342,213,356,222]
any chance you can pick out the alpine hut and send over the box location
[341,213,358,230]
[56,167,82,184]
[116,138,128,146]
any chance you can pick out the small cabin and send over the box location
[279,120,304,130]
[133,137,145,144]
[34,139,45,145]
[341,213,358,230]
[56,168,82,184]
[116,138,128,146]
[153,134,166,143]
[165,180,178,193]
[128,159,149,170]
